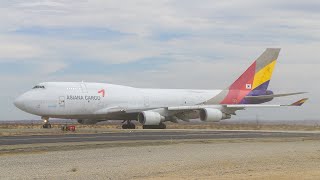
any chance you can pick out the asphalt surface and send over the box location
[1,130,320,146]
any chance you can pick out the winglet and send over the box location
[290,98,308,106]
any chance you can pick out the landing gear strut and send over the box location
[143,123,166,129]
[122,120,136,129]
[42,116,51,128]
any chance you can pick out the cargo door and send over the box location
[59,96,65,108]
[80,83,88,93]
[144,96,150,107]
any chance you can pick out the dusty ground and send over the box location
[0,139,320,180]
[2,123,320,136]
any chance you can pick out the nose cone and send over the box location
[14,95,25,110]
[14,91,43,115]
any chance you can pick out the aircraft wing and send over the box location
[94,106,162,115]
[94,98,308,117]
[225,98,308,108]
[94,106,126,115]
[168,98,308,115]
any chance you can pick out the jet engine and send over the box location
[199,108,230,122]
[138,111,165,125]
[77,119,98,125]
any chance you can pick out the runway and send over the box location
[1,130,319,146]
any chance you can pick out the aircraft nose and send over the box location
[14,95,25,110]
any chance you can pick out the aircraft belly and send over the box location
[49,113,137,121]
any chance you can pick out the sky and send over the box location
[0,0,319,121]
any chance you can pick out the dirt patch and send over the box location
[1,139,320,180]
[2,123,320,136]
[0,137,316,156]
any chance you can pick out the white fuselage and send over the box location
[14,82,221,120]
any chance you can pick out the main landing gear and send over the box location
[42,116,52,128]
[143,123,166,129]
[122,120,136,129]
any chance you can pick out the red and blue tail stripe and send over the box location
[219,48,280,104]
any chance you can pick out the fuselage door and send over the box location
[144,96,150,107]
[80,83,88,93]
[59,96,65,108]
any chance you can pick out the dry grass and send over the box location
[2,122,320,130]
[166,123,320,131]
[1,122,320,137]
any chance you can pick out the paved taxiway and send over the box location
[1,130,319,145]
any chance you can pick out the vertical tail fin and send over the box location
[220,48,281,104]
[251,48,280,91]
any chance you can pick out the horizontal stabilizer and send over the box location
[245,92,307,100]
[289,98,308,106]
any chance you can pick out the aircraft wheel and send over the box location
[43,123,52,129]
[143,123,166,129]
[122,124,128,129]
[122,120,136,129]
[128,123,136,129]
[159,123,166,129]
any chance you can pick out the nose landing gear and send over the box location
[122,120,136,129]
[42,117,52,128]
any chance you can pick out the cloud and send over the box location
[0,0,319,120]
[0,37,44,60]
[13,26,129,40]
[53,57,170,75]
[18,1,66,8]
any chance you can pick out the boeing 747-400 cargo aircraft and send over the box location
[14,48,307,129]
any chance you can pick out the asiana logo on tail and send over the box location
[246,84,252,90]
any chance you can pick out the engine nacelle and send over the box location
[138,111,165,125]
[77,119,98,125]
[199,108,230,122]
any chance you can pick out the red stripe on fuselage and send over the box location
[220,61,256,104]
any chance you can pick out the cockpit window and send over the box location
[32,85,45,89]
